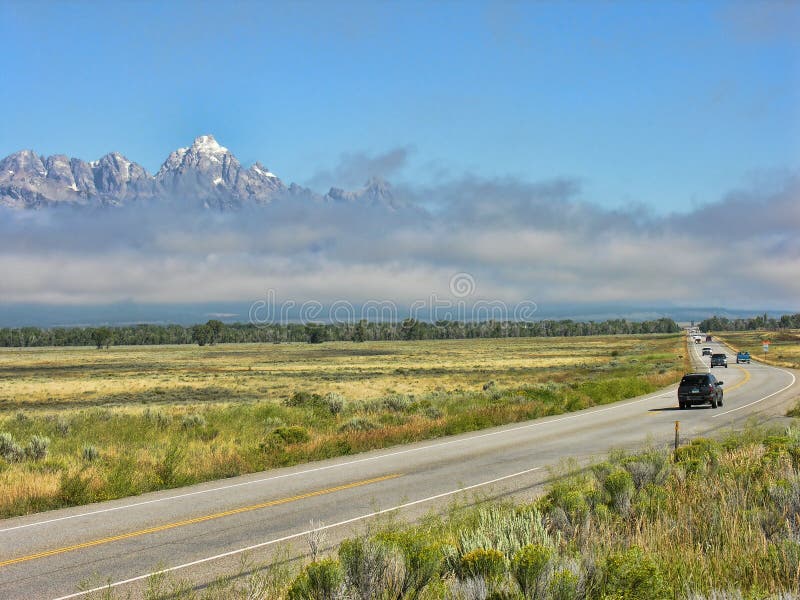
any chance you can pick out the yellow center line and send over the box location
[0,473,402,569]
[723,364,751,394]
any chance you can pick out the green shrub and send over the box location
[675,437,718,463]
[284,391,345,416]
[284,391,319,408]
[549,564,580,600]
[603,469,634,515]
[601,547,668,600]
[287,558,344,600]
[379,530,442,596]
[272,426,310,444]
[58,469,94,506]
[511,544,553,598]
[459,548,507,583]
[155,444,184,487]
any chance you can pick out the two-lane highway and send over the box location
[1,337,797,599]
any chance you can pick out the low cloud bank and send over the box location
[1,170,798,312]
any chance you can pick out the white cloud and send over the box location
[0,170,798,311]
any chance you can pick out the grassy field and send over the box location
[714,330,800,370]
[84,424,800,600]
[0,335,687,517]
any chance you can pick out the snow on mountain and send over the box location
[0,135,402,210]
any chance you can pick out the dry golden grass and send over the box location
[0,336,675,410]
[0,334,685,517]
[715,330,800,369]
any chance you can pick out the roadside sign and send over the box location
[762,341,770,352]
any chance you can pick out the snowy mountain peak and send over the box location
[192,134,227,154]
[0,135,403,211]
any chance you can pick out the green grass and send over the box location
[0,334,686,517]
[81,424,800,600]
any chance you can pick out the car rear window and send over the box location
[712,354,726,358]
[681,375,708,385]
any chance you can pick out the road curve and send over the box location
[1,337,797,599]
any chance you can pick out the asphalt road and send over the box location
[1,336,797,599]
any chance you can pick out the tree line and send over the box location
[0,317,681,348]
[699,313,800,332]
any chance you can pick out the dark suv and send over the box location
[710,353,728,368]
[678,373,724,409]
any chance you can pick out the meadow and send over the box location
[714,330,800,370]
[85,424,800,600]
[0,335,686,517]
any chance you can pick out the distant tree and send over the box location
[191,324,212,346]
[91,327,113,349]
[399,318,422,341]
[305,323,327,344]
[352,320,367,343]
[206,320,224,344]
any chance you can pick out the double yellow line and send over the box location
[0,473,402,568]
[723,364,751,394]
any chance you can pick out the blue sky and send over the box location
[1,0,798,214]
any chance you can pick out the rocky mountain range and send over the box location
[0,135,397,210]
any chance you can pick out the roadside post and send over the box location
[674,421,680,455]
[763,340,770,362]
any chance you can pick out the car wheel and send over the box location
[718,396,723,407]
[679,402,685,409]
[711,397,718,409]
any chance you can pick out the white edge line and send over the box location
[712,368,796,418]
[50,466,543,600]
[1,388,674,534]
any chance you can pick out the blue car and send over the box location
[736,351,750,364]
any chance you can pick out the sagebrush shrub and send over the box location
[339,537,398,599]
[181,414,206,429]
[323,392,345,416]
[338,418,377,433]
[26,435,50,461]
[55,417,70,436]
[82,444,100,462]
[0,432,25,463]
[382,394,411,413]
